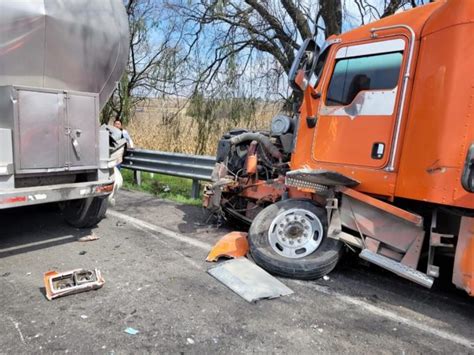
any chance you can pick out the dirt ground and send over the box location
[0,190,473,354]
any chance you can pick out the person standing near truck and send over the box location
[114,118,134,148]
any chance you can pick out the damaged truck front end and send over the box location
[204,0,474,297]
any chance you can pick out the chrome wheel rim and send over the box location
[268,208,324,259]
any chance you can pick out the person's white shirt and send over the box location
[122,129,134,148]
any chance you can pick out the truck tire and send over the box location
[62,196,108,228]
[248,199,343,280]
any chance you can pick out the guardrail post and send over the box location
[134,170,142,186]
[191,179,200,199]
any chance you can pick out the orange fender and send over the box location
[206,232,249,262]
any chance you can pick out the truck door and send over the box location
[66,92,99,169]
[13,87,99,173]
[15,89,66,172]
[313,39,406,169]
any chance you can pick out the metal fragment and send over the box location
[208,258,293,303]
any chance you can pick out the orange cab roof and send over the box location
[334,1,445,43]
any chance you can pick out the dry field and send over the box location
[126,98,282,155]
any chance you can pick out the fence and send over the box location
[121,149,216,199]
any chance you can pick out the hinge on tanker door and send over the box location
[64,127,71,170]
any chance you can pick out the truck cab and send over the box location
[207,0,474,296]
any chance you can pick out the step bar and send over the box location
[360,249,434,288]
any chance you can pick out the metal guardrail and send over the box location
[121,148,216,199]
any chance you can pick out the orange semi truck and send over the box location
[205,0,474,296]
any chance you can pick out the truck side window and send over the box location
[313,46,330,88]
[326,52,403,107]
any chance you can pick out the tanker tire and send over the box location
[62,196,108,228]
[248,199,343,280]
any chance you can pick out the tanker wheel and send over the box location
[248,199,343,280]
[62,196,108,228]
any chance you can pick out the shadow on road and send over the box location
[0,204,94,258]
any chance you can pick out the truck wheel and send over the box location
[248,199,343,280]
[62,197,108,228]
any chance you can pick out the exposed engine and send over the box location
[204,114,296,225]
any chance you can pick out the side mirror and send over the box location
[462,143,474,193]
[289,38,318,92]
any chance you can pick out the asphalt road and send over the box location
[0,189,473,354]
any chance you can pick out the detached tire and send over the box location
[249,199,343,280]
[62,197,108,228]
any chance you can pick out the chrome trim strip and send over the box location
[336,38,405,59]
[370,25,416,172]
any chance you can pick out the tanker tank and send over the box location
[0,0,129,109]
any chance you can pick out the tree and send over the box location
[165,0,434,98]
[102,0,185,124]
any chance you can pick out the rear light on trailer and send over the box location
[0,196,27,205]
[95,183,114,194]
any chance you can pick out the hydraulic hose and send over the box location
[229,133,282,160]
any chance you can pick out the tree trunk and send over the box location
[319,0,342,37]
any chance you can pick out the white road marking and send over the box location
[108,210,473,350]
[107,210,212,251]
[127,223,206,271]
[294,281,473,349]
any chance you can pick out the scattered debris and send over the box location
[186,338,195,345]
[208,258,293,303]
[116,221,126,227]
[163,185,171,193]
[323,275,330,281]
[43,268,105,301]
[2,272,10,277]
[80,315,88,319]
[79,251,87,255]
[78,233,100,242]
[206,232,249,262]
[124,327,139,335]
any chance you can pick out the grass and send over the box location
[120,169,202,206]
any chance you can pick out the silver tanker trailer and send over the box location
[0,0,129,227]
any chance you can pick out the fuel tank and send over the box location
[0,0,129,109]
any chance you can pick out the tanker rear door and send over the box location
[13,87,99,174]
[312,38,406,169]
[66,92,99,169]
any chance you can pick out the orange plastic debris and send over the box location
[206,232,249,262]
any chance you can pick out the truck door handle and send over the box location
[306,116,318,128]
[69,130,81,159]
